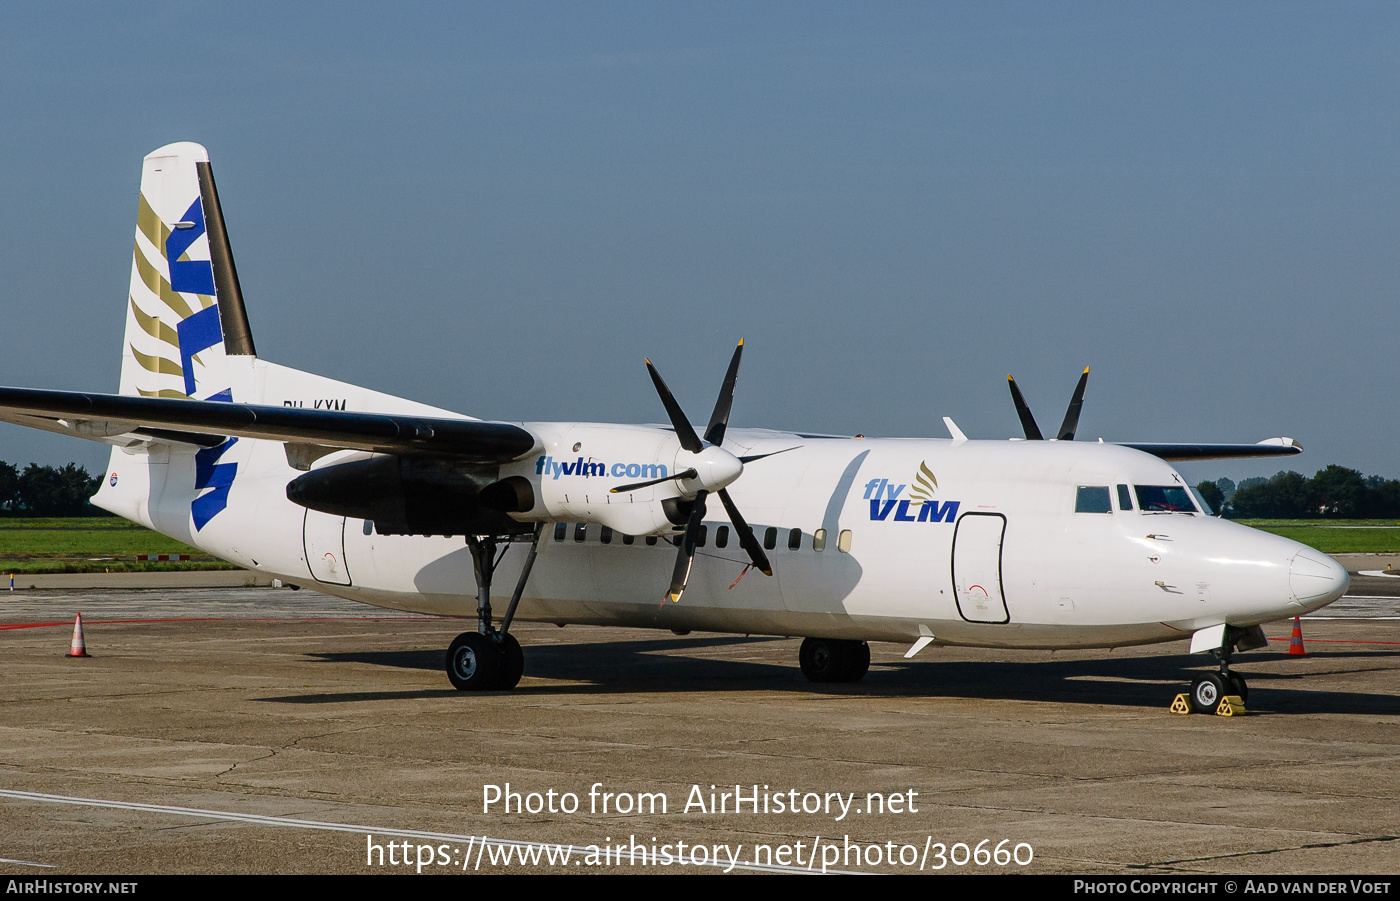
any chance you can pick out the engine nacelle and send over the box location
[286,454,533,536]
[497,422,689,536]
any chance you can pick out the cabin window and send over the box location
[554,523,567,541]
[574,523,587,542]
[362,519,373,535]
[1134,485,1197,514]
[715,525,730,548]
[763,527,778,550]
[812,529,827,551]
[696,525,708,547]
[838,529,853,553]
[1117,484,1133,511]
[1075,486,1112,513]
[645,535,658,546]
[788,528,802,550]
[600,526,613,545]
[622,534,635,545]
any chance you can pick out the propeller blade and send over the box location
[666,490,708,602]
[717,488,772,576]
[737,446,801,465]
[703,338,744,447]
[1056,366,1090,441]
[1007,375,1044,440]
[609,468,697,494]
[646,359,704,453]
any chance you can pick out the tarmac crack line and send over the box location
[1136,833,1400,870]
[215,747,276,779]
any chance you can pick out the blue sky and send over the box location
[1,2,1396,486]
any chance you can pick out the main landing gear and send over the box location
[445,526,542,691]
[798,637,871,684]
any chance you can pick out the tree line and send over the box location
[1197,465,1400,519]
[0,462,109,516]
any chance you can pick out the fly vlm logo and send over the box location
[864,461,959,523]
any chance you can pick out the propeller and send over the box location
[615,339,774,603]
[1007,366,1090,442]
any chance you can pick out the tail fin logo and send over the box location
[128,191,221,399]
[165,198,217,295]
[176,305,224,397]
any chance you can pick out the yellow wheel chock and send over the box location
[1216,695,1245,716]
[1169,693,1246,716]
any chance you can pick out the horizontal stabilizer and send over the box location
[1117,438,1302,461]
[0,387,538,462]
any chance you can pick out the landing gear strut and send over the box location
[445,525,542,691]
[1187,630,1249,714]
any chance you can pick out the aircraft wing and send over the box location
[1115,438,1302,461]
[0,387,538,463]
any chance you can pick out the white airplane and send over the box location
[0,143,1349,713]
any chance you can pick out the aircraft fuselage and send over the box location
[94,427,1346,652]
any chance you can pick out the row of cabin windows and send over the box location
[552,522,854,553]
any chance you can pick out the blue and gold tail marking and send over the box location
[165,198,217,296]
[190,388,237,531]
[192,436,238,530]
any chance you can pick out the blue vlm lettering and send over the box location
[535,455,666,481]
[869,499,959,522]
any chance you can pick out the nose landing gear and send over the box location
[1180,626,1256,714]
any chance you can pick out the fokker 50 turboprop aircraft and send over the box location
[0,143,1349,712]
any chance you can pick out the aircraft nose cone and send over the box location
[1289,548,1349,609]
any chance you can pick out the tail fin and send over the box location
[120,142,256,401]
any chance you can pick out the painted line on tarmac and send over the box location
[0,857,55,868]
[1268,636,1400,645]
[0,619,218,631]
[1302,617,1400,622]
[0,789,865,875]
[0,616,427,631]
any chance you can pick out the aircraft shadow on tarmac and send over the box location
[259,638,1400,714]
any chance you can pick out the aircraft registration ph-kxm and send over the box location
[0,143,1349,712]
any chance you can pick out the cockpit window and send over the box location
[1117,484,1133,511]
[1134,485,1197,513]
[1075,486,1112,513]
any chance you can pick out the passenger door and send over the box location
[303,509,352,585]
[952,512,1009,623]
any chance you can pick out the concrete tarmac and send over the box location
[0,586,1397,875]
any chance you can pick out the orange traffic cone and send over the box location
[1288,617,1305,656]
[66,613,90,658]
